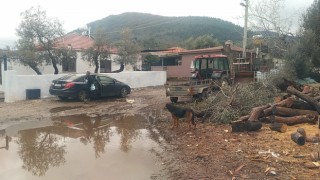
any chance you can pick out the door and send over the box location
[97,76,118,96]
[100,60,111,73]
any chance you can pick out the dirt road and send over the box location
[1,86,320,179]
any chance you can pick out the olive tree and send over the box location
[115,28,141,69]
[82,28,110,73]
[16,6,64,74]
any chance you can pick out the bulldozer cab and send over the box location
[191,54,230,81]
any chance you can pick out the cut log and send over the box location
[269,122,287,133]
[290,100,316,111]
[248,104,271,121]
[297,128,306,137]
[231,120,262,132]
[291,132,306,145]
[232,115,250,122]
[275,96,316,110]
[259,116,272,123]
[262,106,274,117]
[287,86,320,113]
[244,121,262,131]
[231,120,246,132]
[272,106,318,117]
[262,115,318,125]
[306,136,320,143]
[274,97,294,108]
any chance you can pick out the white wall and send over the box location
[106,71,166,88]
[4,70,65,102]
[8,60,62,75]
[0,61,3,91]
[3,70,167,102]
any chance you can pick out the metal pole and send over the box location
[242,0,249,59]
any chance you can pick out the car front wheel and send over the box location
[120,88,128,98]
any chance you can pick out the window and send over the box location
[97,76,114,84]
[100,60,111,73]
[62,58,76,72]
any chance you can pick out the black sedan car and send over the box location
[49,74,131,101]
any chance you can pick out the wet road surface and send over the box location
[0,110,168,179]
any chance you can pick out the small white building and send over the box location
[0,33,124,91]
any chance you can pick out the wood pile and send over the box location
[231,84,320,133]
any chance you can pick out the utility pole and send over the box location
[241,0,249,59]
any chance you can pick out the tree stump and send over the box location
[291,132,306,145]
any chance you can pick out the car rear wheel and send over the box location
[120,88,128,98]
[78,90,87,102]
[58,96,68,101]
[170,97,178,103]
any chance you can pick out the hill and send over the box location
[85,12,244,49]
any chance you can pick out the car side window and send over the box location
[74,76,85,82]
[97,76,114,84]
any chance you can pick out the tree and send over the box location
[82,28,110,73]
[116,28,141,68]
[16,6,64,74]
[287,0,320,80]
[184,35,220,50]
[249,0,293,58]
[141,38,160,50]
[15,38,43,74]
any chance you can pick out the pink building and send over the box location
[149,41,256,78]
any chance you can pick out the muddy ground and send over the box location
[1,86,320,179]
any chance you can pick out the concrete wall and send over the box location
[106,71,166,89]
[3,70,166,102]
[0,61,3,91]
[7,60,62,75]
[4,71,65,102]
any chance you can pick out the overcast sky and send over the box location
[0,0,314,41]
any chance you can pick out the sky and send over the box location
[0,0,314,42]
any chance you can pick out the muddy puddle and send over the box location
[0,113,168,179]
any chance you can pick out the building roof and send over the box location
[179,46,224,55]
[179,45,254,55]
[54,33,94,50]
[141,47,186,57]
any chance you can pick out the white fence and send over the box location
[3,70,167,102]
[255,69,279,82]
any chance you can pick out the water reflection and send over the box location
[0,112,166,178]
[16,128,66,176]
[114,115,145,153]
